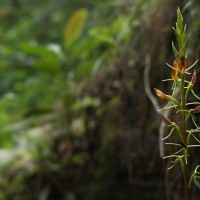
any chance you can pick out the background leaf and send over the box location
[64,9,88,46]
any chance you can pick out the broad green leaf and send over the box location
[34,58,60,72]
[64,9,88,46]
[88,27,114,44]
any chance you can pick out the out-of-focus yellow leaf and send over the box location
[64,9,88,46]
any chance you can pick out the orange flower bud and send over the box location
[178,56,188,72]
[161,114,173,125]
[190,105,200,113]
[171,60,179,79]
[190,70,196,87]
[154,88,171,100]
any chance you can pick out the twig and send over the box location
[144,54,166,157]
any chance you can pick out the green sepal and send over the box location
[170,98,181,108]
[177,8,183,33]
[184,148,188,164]
[172,41,180,59]
[189,173,196,188]
[177,155,184,173]
[173,124,184,142]
[186,86,192,102]
[187,130,193,145]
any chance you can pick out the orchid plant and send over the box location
[154,8,200,200]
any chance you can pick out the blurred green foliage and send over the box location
[0,0,162,200]
[0,0,147,198]
[0,0,149,148]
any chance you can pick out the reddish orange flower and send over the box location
[161,114,173,125]
[154,88,171,100]
[190,70,196,87]
[178,56,188,72]
[190,105,200,113]
[171,60,179,79]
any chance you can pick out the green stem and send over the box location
[181,72,191,200]
[181,73,186,141]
